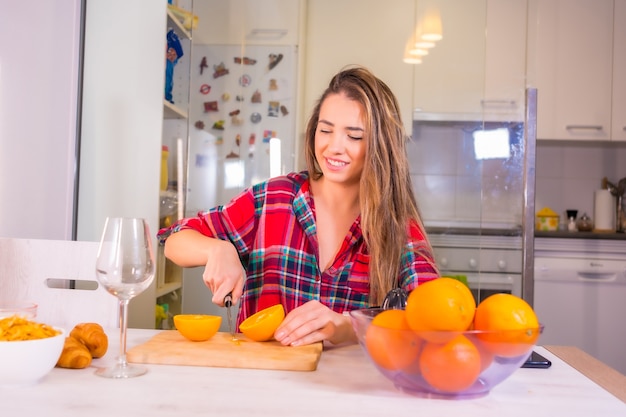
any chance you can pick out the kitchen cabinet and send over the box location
[77,0,168,328]
[413,0,527,122]
[303,0,415,136]
[612,0,626,142]
[192,0,300,46]
[526,0,615,141]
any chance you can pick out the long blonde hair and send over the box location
[304,66,436,305]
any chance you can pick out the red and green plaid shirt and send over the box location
[158,171,438,327]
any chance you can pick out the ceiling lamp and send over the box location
[420,8,443,41]
[403,37,423,64]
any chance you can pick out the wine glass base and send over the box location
[95,363,148,379]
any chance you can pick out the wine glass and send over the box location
[95,217,155,378]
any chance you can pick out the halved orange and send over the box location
[174,314,221,342]
[239,304,285,342]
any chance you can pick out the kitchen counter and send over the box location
[1,329,624,416]
[536,231,626,240]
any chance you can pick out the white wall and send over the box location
[0,0,82,239]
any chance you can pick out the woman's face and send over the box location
[314,92,366,187]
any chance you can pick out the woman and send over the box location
[158,66,439,346]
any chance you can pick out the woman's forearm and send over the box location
[163,229,223,267]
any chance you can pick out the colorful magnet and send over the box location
[249,133,256,145]
[263,130,277,143]
[204,101,219,112]
[231,115,243,126]
[268,101,280,117]
[280,105,289,116]
[235,134,241,147]
[269,79,278,91]
[222,93,230,101]
[200,57,208,75]
[236,95,245,102]
[215,136,223,145]
[250,112,262,124]
[213,62,229,78]
[234,56,257,65]
[199,84,211,94]
[194,120,205,130]
[226,150,239,159]
[251,90,262,103]
[268,53,283,70]
[212,120,225,130]
[239,74,252,87]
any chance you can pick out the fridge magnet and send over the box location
[262,130,277,143]
[249,133,256,145]
[215,136,224,145]
[239,74,252,87]
[212,120,225,130]
[200,57,208,75]
[228,109,241,116]
[213,62,229,78]
[268,53,283,70]
[269,79,278,91]
[280,105,289,116]
[222,92,231,101]
[204,101,219,112]
[251,90,262,103]
[235,134,241,147]
[165,29,184,104]
[234,56,257,65]
[226,150,239,159]
[199,84,211,95]
[268,101,280,117]
[194,120,205,130]
[250,112,262,124]
[236,95,245,102]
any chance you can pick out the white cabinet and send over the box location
[413,0,527,122]
[192,0,300,46]
[612,0,626,142]
[527,0,614,141]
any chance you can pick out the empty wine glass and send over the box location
[95,217,155,378]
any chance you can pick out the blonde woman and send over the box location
[158,66,439,346]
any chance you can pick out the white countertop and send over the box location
[1,329,624,416]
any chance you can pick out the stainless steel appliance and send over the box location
[410,89,537,304]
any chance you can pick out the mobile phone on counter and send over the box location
[522,351,552,369]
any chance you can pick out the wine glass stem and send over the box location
[118,298,130,368]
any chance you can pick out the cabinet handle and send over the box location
[480,99,516,107]
[565,125,603,131]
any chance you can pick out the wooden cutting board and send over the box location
[127,331,323,372]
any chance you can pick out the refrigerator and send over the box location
[180,43,298,325]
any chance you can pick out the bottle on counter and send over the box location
[576,213,594,232]
[567,217,577,232]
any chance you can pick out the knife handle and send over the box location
[224,292,233,308]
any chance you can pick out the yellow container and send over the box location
[160,145,169,191]
[535,207,560,231]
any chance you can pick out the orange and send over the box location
[405,277,476,341]
[173,315,221,342]
[239,304,285,342]
[473,293,540,357]
[365,309,422,371]
[419,334,482,393]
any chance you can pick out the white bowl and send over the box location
[0,328,65,387]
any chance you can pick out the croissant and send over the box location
[70,322,108,358]
[56,336,92,369]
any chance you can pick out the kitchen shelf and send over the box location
[156,281,183,298]
[163,100,188,119]
[166,8,191,40]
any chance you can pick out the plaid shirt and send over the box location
[157,171,438,328]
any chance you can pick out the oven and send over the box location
[428,233,523,302]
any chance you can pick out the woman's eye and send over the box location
[348,135,363,141]
[319,129,331,134]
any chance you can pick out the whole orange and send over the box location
[405,277,476,341]
[419,334,482,393]
[473,293,540,357]
[365,309,422,371]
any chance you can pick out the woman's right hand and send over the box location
[163,230,244,306]
[201,238,245,306]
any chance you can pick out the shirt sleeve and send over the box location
[399,221,440,292]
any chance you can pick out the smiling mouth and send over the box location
[326,157,347,168]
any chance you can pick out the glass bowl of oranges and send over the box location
[349,278,543,399]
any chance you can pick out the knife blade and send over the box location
[224,292,236,341]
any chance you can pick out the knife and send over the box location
[224,292,237,341]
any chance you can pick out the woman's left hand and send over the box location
[273,300,357,346]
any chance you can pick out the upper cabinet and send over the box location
[412,0,527,122]
[612,0,626,142]
[527,0,617,141]
[192,0,300,46]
